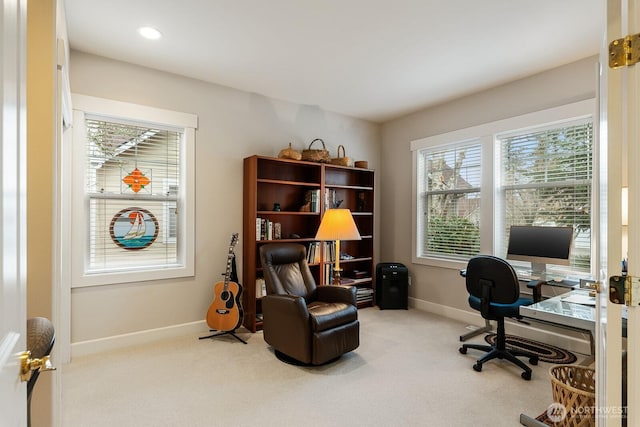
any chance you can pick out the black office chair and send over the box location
[459,255,539,380]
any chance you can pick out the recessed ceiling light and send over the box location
[137,27,162,40]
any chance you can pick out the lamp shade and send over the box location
[315,209,361,241]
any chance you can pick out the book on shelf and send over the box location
[356,287,374,303]
[255,278,266,297]
[323,241,335,263]
[324,188,337,209]
[304,189,321,213]
[324,263,333,285]
[256,218,281,240]
[307,242,321,264]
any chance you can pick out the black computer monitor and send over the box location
[506,225,573,275]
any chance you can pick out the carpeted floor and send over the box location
[61,307,589,427]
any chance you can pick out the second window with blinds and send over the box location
[70,95,197,287]
[411,100,595,278]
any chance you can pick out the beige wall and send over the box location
[68,51,381,343]
[27,1,57,426]
[379,56,598,313]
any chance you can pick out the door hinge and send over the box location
[609,33,640,68]
[609,275,640,306]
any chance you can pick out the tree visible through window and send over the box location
[499,120,593,272]
[418,142,482,258]
[411,100,595,276]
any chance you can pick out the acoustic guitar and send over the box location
[206,233,243,332]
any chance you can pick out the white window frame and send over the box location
[415,138,485,260]
[70,94,197,287]
[163,179,178,244]
[411,99,596,275]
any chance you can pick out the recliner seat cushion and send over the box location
[307,302,357,332]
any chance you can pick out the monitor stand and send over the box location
[531,262,546,279]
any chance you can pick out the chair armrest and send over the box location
[526,280,545,303]
[316,285,357,306]
[261,294,312,362]
[262,294,309,321]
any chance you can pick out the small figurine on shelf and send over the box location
[273,203,281,211]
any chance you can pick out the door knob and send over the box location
[19,351,56,382]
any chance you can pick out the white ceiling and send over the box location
[63,0,603,123]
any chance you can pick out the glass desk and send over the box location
[520,289,597,356]
[520,289,627,360]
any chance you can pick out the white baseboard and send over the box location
[409,297,592,356]
[71,299,592,360]
[70,320,209,360]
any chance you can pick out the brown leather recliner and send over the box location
[259,243,359,365]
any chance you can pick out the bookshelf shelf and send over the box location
[242,155,375,332]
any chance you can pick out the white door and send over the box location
[0,0,28,425]
[597,0,639,425]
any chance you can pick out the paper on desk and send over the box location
[561,293,596,306]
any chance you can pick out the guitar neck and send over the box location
[223,253,233,288]
[222,233,239,291]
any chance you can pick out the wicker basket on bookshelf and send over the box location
[301,138,330,163]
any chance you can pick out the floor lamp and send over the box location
[315,209,361,284]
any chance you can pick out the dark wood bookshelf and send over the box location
[242,155,375,332]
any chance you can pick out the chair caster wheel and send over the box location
[459,347,467,354]
[473,363,482,372]
[530,357,539,365]
[521,371,532,381]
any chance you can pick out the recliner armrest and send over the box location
[315,285,357,306]
[262,294,309,320]
[262,294,313,363]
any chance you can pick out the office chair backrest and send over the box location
[259,243,317,299]
[465,255,520,305]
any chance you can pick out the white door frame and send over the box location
[598,0,639,425]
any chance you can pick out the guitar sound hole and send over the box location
[220,291,230,300]
[225,293,235,309]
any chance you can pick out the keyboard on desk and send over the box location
[514,270,579,287]
[516,271,541,281]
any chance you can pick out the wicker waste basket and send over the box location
[549,365,595,427]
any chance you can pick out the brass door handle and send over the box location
[19,351,56,382]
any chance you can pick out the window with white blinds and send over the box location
[411,99,595,275]
[85,118,180,271]
[71,95,197,287]
[498,119,593,272]
[417,142,482,259]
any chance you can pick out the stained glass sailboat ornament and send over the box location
[123,211,146,240]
